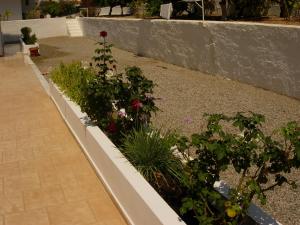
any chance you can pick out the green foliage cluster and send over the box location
[39,0,78,17]
[0,9,12,21]
[177,113,300,224]
[50,62,95,104]
[51,32,158,145]
[227,0,270,18]
[20,27,37,45]
[122,112,300,225]
[122,128,184,192]
[80,34,158,143]
[25,9,40,19]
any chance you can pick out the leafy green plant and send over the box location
[51,62,95,104]
[39,0,78,17]
[39,1,61,17]
[227,0,270,18]
[177,112,300,225]
[80,31,158,144]
[20,27,37,45]
[2,9,12,20]
[122,127,184,192]
[25,9,41,19]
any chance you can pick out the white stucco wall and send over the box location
[1,18,68,43]
[0,0,22,20]
[78,17,300,99]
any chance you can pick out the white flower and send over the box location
[105,70,115,79]
[118,108,127,118]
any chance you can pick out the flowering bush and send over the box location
[80,31,158,144]
[177,112,300,225]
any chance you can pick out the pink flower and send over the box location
[106,121,117,133]
[100,31,107,38]
[131,99,143,111]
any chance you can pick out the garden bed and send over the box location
[32,36,297,225]
[48,81,282,225]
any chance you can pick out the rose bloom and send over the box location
[131,99,143,111]
[106,121,117,133]
[100,31,107,38]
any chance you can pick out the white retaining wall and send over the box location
[78,17,300,99]
[1,18,68,43]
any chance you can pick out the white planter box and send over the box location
[48,81,282,225]
[48,81,185,225]
[20,38,39,55]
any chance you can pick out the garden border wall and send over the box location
[1,18,68,43]
[25,54,282,225]
[78,17,300,99]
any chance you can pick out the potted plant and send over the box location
[20,27,39,56]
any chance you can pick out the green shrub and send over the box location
[51,62,95,104]
[177,112,300,224]
[39,1,61,17]
[59,1,79,16]
[80,31,158,144]
[39,0,78,17]
[122,127,184,192]
[25,9,41,19]
[228,0,270,18]
[20,27,37,45]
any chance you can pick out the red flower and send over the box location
[100,31,107,38]
[131,99,143,111]
[106,121,117,133]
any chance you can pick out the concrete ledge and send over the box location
[49,81,185,225]
[64,97,89,150]
[49,82,66,117]
[24,55,50,95]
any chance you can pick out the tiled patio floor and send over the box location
[0,55,127,225]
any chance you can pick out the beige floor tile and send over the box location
[0,215,3,225]
[4,173,40,193]
[5,208,50,225]
[0,140,16,151]
[19,157,55,175]
[88,199,127,224]
[0,192,24,214]
[47,201,96,225]
[0,178,3,193]
[0,162,20,178]
[38,170,77,189]
[51,151,87,169]
[61,179,105,202]
[24,185,65,210]
[2,149,35,163]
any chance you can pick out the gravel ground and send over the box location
[33,36,300,225]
